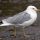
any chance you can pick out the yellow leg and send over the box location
[14,26,16,37]
[22,27,26,40]
[23,27,25,37]
[9,26,16,37]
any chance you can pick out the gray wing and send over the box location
[3,11,31,24]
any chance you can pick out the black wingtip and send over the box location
[0,21,3,24]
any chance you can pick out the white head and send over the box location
[27,5,38,12]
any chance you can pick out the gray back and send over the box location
[3,11,31,24]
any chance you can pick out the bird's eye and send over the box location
[33,8,34,9]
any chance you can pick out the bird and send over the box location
[0,5,40,37]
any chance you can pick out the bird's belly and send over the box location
[21,18,37,26]
[22,12,37,26]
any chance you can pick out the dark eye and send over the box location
[33,8,34,9]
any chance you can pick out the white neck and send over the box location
[26,9,37,19]
[23,9,37,26]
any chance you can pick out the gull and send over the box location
[0,5,40,37]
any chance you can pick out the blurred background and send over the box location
[0,0,40,40]
[0,0,40,16]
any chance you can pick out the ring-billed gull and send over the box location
[0,5,40,37]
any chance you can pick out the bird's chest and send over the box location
[27,10,37,20]
[22,12,37,26]
[30,12,37,20]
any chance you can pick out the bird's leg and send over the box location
[14,26,16,37]
[9,26,16,37]
[23,27,25,37]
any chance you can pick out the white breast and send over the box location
[22,10,37,26]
